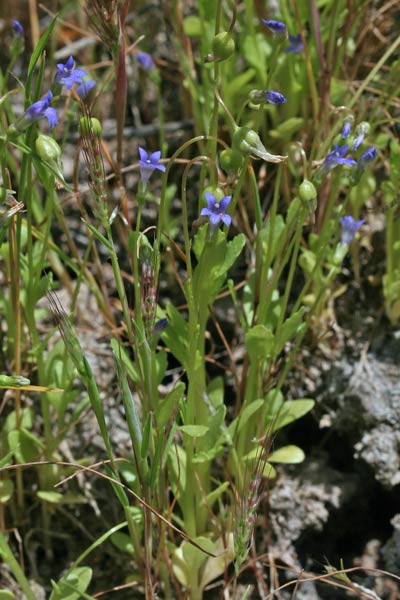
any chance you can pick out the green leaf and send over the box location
[141,412,153,459]
[268,399,314,432]
[81,220,113,253]
[245,325,274,362]
[163,303,189,366]
[268,445,305,463]
[193,232,246,307]
[202,481,229,508]
[156,382,185,429]
[0,480,14,504]
[199,534,235,589]
[110,531,135,557]
[8,430,38,463]
[180,425,209,438]
[269,117,305,140]
[0,591,15,599]
[49,566,92,600]
[228,399,264,438]
[207,377,224,408]
[198,404,226,453]
[224,68,256,106]
[27,15,58,86]
[275,308,306,354]
[37,491,87,504]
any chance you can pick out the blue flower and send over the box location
[286,34,304,53]
[341,117,353,140]
[351,122,369,151]
[137,52,155,71]
[76,79,96,99]
[340,216,364,245]
[264,90,287,104]
[322,144,357,172]
[201,192,232,228]
[12,20,24,36]
[24,91,58,128]
[138,147,166,186]
[249,90,287,105]
[55,56,87,90]
[358,146,377,169]
[262,19,287,35]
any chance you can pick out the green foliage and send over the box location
[0,0,394,598]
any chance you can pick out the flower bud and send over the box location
[211,31,235,61]
[202,185,225,203]
[78,116,102,138]
[219,148,244,172]
[249,89,287,105]
[232,127,286,163]
[35,134,62,161]
[299,179,317,203]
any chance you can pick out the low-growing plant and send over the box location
[0,1,398,599]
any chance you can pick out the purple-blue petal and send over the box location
[150,150,162,164]
[221,213,232,226]
[265,90,287,104]
[65,56,74,70]
[209,213,221,226]
[262,19,287,34]
[137,52,155,71]
[219,195,231,211]
[44,107,58,128]
[139,147,148,162]
[76,79,96,98]
[12,20,24,36]
[286,34,304,53]
[201,207,212,218]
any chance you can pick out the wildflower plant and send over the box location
[0,2,397,600]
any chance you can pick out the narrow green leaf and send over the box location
[26,16,58,90]
[180,425,209,437]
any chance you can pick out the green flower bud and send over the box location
[333,243,348,265]
[299,179,317,203]
[78,116,102,138]
[211,31,235,61]
[202,185,225,202]
[219,148,244,172]
[35,134,62,161]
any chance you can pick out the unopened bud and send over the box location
[211,31,235,60]
[219,148,244,172]
[35,134,62,161]
[299,179,317,203]
[78,116,102,138]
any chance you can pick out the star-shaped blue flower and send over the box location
[286,34,304,53]
[340,216,364,245]
[138,147,166,186]
[55,56,87,90]
[76,79,96,99]
[24,91,58,128]
[201,192,232,228]
[322,144,357,173]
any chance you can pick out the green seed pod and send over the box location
[211,31,235,61]
[219,148,244,172]
[35,134,62,161]
[299,179,317,203]
[202,185,225,202]
[78,116,102,138]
